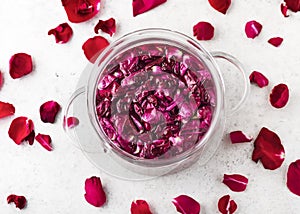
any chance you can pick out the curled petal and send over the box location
[218,195,237,214]
[249,71,269,88]
[40,101,61,123]
[0,101,15,119]
[84,176,106,207]
[7,194,27,209]
[0,71,3,89]
[94,18,116,36]
[64,116,80,128]
[284,0,300,12]
[245,20,262,39]
[131,200,153,214]
[8,117,35,145]
[229,131,253,144]
[9,53,33,79]
[268,37,283,47]
[48,23,73,44]
[223,174,248,192]
[208,0,231,14]
[270,83,289,108]
[132,0,167,17]
[281,3,289,17]
[35,133,52,151]
[193,22,215,41]
[172,195,200,214]
[252,127,285,170]
[287,159,300,196]
[82,36,110,63]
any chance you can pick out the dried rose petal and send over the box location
[9,53,33,79]
[281,3,289,17]
[132,0,167,17]
[218,195,237,214]
[84,176,106,207]
[223,174,248,192]
[245,20,262,39]
[268,37,283,47]
[35,133,52,151]
[40,101,61,123]
[229,131,253,144]
[131,200,153,214]
[7,194,27,209]
[208,0,231,14]
[82,36,110,63]
[94,18,116,37]
[287,159,300,196]
[193,22,215,41]
[48,23,73,44]
[8,117,35,145]
[66,116,79,128]
[0,101,15,119]
[172,195,200,214]
[252,127,285,170]
[0,71,3,89]
[270,83,289,108]
[249,71,269,88]
[284,0,300,12]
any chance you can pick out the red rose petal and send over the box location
[0,71,3,89]
[66,116,80,128]
[281,3,289,17]
[40,101,61,123]
[132,0,167,17]
[61,0,101,23]
[35,133,52,151]
[131,200,153,214]
[218,195,237,214]
[82,36,109,63]
[284,0,300,12]
[229,131,253,144]
[0,101,15,119]
[7,194,27,209]
[268,37,283,47]
[269,83,289,108]
[9,53,33,79]
[172,195,200,214]
[94,18,116,37]
[8,117,35,145]
[252,127,285,170]
[48,23,73,44]
[249,71,269,88]
[223,174,248,192]
[287,159,300,196]
[208,0,231,14]
[193,22,215,41]
[245,20,262,39]
[84,176,106,207]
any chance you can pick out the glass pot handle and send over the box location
[211,51,250,116]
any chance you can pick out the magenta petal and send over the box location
[40,101,61,123]
[270,83,289,108]
[245,20,262,39]
[131,200,153,214]
[132,0,167,16]
[287,159,300,196]
[66,116,79,128]
[0,101,15,119]
[229,131,253,144]
[193,22,215,41]
[8,117,35,145]
[7,194,27,209]
[35,133,52,151]
[249,71,269,88]
[172,195,200,214]
[48,23,73,44]
[9,53,33,79]
[94,18,116,36]
[84,176,106,207]
[284,0,300,12]
[281,3,289,17]
[218,195,237,214]
[268,37,283,47]
[82,36,110,63]
[223,174,248,192]
[208,0,231,14]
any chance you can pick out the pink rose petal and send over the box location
[8,117,35,145]
[223,174,248,192]
[0,101,15,119]
[172,195,200,214]
[268,37,283,47]
[218,195,237,214]
[270,83,289,108]
[9,53,33,79]
[82,36,110,63]
[245,20,262,39]
[7,194,27,209]
[229,131,253,144]
[65,116,79,128]
[40,101,61,123]
[281,3,289,17]
[193,22,215,41]
[252,127,285,170]
[0,71,3,89]
[208,0,231,14]
[84,176,106,207]
[132,0,167,17]
[35,133,52,151]
[94,18,116,37]
[131,200,153,214]
[249,71,269,88]
[48,23,73,44]
[284,0,300,12]
[287,159,300,196]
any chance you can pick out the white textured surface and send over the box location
[0,0,300,213]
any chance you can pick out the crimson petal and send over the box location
[223,174,248,192]
[229,131,253,144]
[252,127,285,170]
[66,116,79,128]
[193,22,215,41]
[0,101,15,119]
[281,3,289,17]
[7,194,27,209]
[268,37,283,47]
[82,36,109,63]
[218,195,237,214]
[249,71,269,88]
[48,23,73,44]
[172,195,200,214]
[40,101,61,123]
[9,53,33,79]
[245,20,262,39]
[132,0,167,17]
[284,0,300,12]
[8,117,35,145]
[131,200,153,214]
[84,176,106,207]
[35,133,52,151]
[208,0,231,14]
[270,83,289,108]
[287,159,300,196]
[94,18,116,37]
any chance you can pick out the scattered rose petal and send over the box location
[281,3,289,17]
[65,116,80,128]
[94,18,116,36]
[218,195,237,214]
[223,174,248,192]
[7,194,27,209]
[208,0,231,14]
[61,0,101,23]
[0,101,15,119]
[268,37,283,47]
[252,127,285,170]
[35,133,52,151]
[284,0,300,12]
[193,22,215,41]
[270,83,289,108]
[245,20,262,39]
[229,131,253,144]
[48,23,73,44]
[8,117,35,145]
[287,159,300,196]
[0,71,3,89]
[40,101,61,123]
[249,71,269,88]
[84,176,106,207]
[9,53,33,79]
[172,195,200,214]
[82,36,110,63]
[132,0,167,17]
[131,200,153,214]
